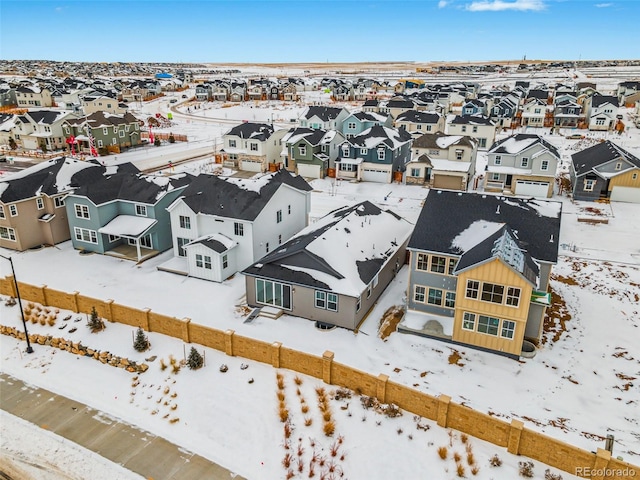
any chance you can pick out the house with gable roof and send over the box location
[221,122,288,172]
[403,190,562,359]
[446,114,496,150]
[63,111,141,154]
[336,125,412,183]
[406,132,477,190]
[570,140,640,202]
[490,92,521,129]
[65,170,193,262]
[15,85,53,108]
[242,201,413,330]
[584,94,619,131]
[282,127,345,179]
[484,134,559,198]
[0,157,119,251]
[393,110,445,136]
[11,110,80,152]
[160,169,312,282]
[298,106,350,131]
[341,111,392,138]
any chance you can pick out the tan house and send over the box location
[403,191,562,359]
[81,94,127,115]
[221,123,288,172]
[15,86,53,108]
[0,157,107,251]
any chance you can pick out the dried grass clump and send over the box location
[489,454,502,467]
[276,373,285,390]
[279,404,289,423]
[304,417,313,427]
[453,452,462,463]
[294,376,303,386]
[456,463,466,478]
[437,446,448,460]
[323,420,335,437]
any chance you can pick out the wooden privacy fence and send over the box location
[1,275,638,480]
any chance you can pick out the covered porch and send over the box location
[98,215,158,263]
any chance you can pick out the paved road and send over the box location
[0,373,246,480]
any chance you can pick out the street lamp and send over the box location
[0,253,34,353]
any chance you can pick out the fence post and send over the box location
[143,308,151,331]
[181,318,191,343]
[105,299,114,322]
[271,341,282,368]
[322,351,334,384]
[225,329,235,356]
[590,448,611,480]
[437,394,451,428]
[42,285,49,306]
[507,419,524,455]
[71,291,80,313]
[377,374,389,404]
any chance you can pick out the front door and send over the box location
[506,175,513,187]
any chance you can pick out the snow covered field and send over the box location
[1,66,640,478]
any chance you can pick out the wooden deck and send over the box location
[104,244,160,263]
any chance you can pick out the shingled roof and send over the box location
[489,134,560,159]
[225,122,275,141]
[571,140,640,177]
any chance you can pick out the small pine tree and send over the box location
[187,347,204,370]
[168,133,176,143]
[154,137,162,147]
[133,327,150,352]
[87,306,105,333]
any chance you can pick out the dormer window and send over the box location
[494,155,502,165]
[615,162,622,171]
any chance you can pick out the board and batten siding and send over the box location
[609,167,640,190]
[453,258,533,357]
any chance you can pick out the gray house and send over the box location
[242,201,413,330]
[65,170,193,262]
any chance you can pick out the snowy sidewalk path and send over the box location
[0,373,246,480]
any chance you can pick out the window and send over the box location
[75,204,89,219]
[229,139,236,148]
[234,222,244,236]
[179,215,191,229]
[462,312,475,331]
[445,292,456,308]
[595,118,606,126]
[494,155,502,165]
[288,205,291,215]
[177,237,189,257]
[448,258,457,275]
[97,140,103,148]
[9,205,18,217]
[426,125,432,131]
[340,162,357,172]
[74,227,97,244]
[103,127,108,135]
[481,283,504,304]
[521,157,529,168]
[501,320,516,339]
[477,315,500,336]
[0,226,16,241]
[223,254,228,269]
[256,279,291,309]
[416,124,422,130]
[377,149,385,160]
[366,285,372,298]
[360,148,368,155]
[119,130,125,138]
[356,297,361,312]
[414,285,426,303]
[196,254,212,269]
[430,256,446,274]
[347,122,356,130]
[265,242,269,253]
[466,280,480,299]
[54,197,65,208]
[615,162,622,171]
[108,234,119,243]
[0,206,4,219]
[327,293,338,311]
[298,145,306,156]
[276,210,282,223]
[36,198,44,210]
[540,160,549,171]
[250,143,258,151]
[410,168,421,177]
[461,126,467,132]
[506,287,521,307]
[278,234,282,245]
[472,126,478,133]
[135,204,147,216]
[316,291,326,309]
[416,253,429,271]
[455,150,463,160]
[584,179,596,192]
[633,173,638,180]
[427,288,443,306]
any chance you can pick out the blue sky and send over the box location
[1,0,638,63]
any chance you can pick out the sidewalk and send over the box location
[0,373,246,480]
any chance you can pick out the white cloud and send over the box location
[438,0,449,7]
[595,2,613,7]
[466,0,546,11]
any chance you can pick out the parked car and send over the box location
[566,133,584,140]
[169,99,178,104]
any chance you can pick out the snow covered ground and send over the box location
[2,66,640,478]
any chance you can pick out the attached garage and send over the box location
[433,174,463,191]
[241,159,263,172]
[297,163,322,179]
[515,180,550,198]
[362,167,391,183]
[610,186,640,203]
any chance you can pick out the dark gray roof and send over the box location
[489,134,560,159]
[363,99,379,106]
[408,190,562,264]
[180,169,312,221]
[24,110,66,125]
[395,110,441,124]
[387,99,416,109]
[527,89,550,100]
[303,106,344,121]
[413,132,475,150]
[571,140,640,177]
[0,157,138,203]
[450,114,494,126]
[591,95,619,108]
[225,122,274,141]
[347,125,412,149]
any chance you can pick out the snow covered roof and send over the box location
[408,190,562,264]
[224,122,275,141]
[489,133,560,159]
[430,159,472,173]
[97,215,157,237]
[346,125,412,150]
[413,132,475,150]
[243,201,413,297]
[185,233,237,254]
[571,140,640,176]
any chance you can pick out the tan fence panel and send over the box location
[280,347,322,378]
[110,303,145,327]
[19,283,46,305]
[148,312,182,338]
[76,294,109,320]
[519,429,599,475]
[606,458,640,480]
[447,402,510,447]
[188,324,226,352]
[0,277,15,296]
[386,381,439,421]
[233,335,272,364]
[43,288,77,312]
[331,362,377,397]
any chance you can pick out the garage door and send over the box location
[433,174,463,190]
[241,159,262,172]
[297,163,322,178]
[610,186,640,203]
[515,180,550,198]
[362,167,391,183]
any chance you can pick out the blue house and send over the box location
[65,169,193,262]
[335,125,413,183]
[341,111,392,138]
